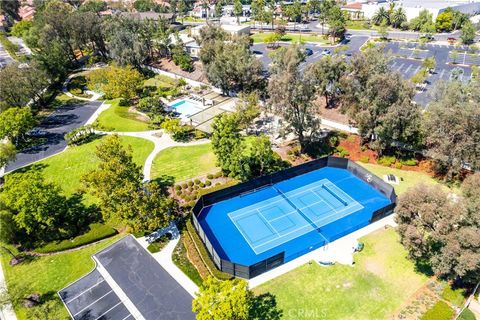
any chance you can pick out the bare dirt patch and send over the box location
[150,58,208,83]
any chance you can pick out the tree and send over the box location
[171,36,194,71]
[410,9,433,32]
[435,9,454,32]
[214,0,224,18]
[284,0,302,31]
[235,92,261,133]
[0,107,35,144]
[0,140,16,168]
[422,56,436,73]
[372,7,389,26]
[251,0,266,29]
[268,45,320,150]
[340,46,421,152]
[177,0,188,23]
[327,5,346,42]
[377,20,389,40]
[310,55,346,107]
[390,7,406,29]
[81,134,175,232]
[0,171,92,246]
[460,21,476,45]
[422,81,480,178]
[193,277,250,320]
[87,65,143,100]
[211,113,242,175]
[201,36,265,94]
[318,0,334,35]
[395,182,480,284]
[0,63,50,109]
[11,20,33,38]
[0,0,20,21]
[410,69,428,87]
[233,0,243,25]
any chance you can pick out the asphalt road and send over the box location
[4,99,103,174]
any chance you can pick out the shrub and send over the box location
[420,301,454,320]
[400,158,418,166]
[176,190,182,196]
[207,174,214,179]
[335,146,350,157]
[64,125,97,146]
[395,162,402,169]
[214,171,223,178]
[205,180,212,186]
[35,224,117,253]
[187,181,194,187]
[194,179,201,185]
[377,156,397,167]
[186,220,232,280]
[175,185,181,191]
[194,130,207,140]
[172,234,204,286]
[199,183,205,188]
[147,233,172,253]
[359,156,370,163]
[181,183,188,189]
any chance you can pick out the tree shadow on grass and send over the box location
[249,292,283,320]
[414,260,434,277]
[150,175,175,192]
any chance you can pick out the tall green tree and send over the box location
[233,0,243,25]
[193,277,250,320]
[0,171,91,246]
[0,63,49,109]
[327,5,346,42]
[460,21,476,45]
[372,7,389,26]
[390,7,407,29]
[268,45,320,150]
[310,55,346,107]
[87,65,143,100]
[211,113,242,174]
[318,0,334,34]
[422,81,480,179]
[435,9,454,32]
[81,135,175,232]
[409,9,433,32]
[395,179,480,284]
[0,140,16,168]
[0,107,35,144]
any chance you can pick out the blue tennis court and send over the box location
[198,166,393,267]
[228,179,363,254]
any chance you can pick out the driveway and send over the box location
[4,100,103,174]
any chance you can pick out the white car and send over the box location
[321,49,331,56]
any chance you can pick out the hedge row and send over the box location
[186,219,232,280]
[35,223,117,253]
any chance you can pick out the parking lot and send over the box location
[59,235,195,320]
[251,35,368,72]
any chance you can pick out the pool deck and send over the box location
[248,214,397,288]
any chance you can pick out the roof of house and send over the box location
[342,2,363,10]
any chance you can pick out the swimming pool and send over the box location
[170,99,204,118]
[192,157,396,278]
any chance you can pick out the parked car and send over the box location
[305,48,313,56]
[321,49,331,56]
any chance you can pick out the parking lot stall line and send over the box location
[94,258,146,320]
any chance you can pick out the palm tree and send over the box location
[372,7,389,26]
[390,7,407,29]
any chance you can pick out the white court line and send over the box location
[251,202,364,251]
[95,301,123,320]
[413,65,420,74]
[257,209,280,237]
[73,290,113,317]
[391,61,397,68]
[404,64,412,73]
[65,279,106,304]
[396,63,405,72]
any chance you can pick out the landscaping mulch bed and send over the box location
[151,58,208,83]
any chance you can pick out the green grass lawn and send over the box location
[254,228,429,320]
[346,20,371,30]
[151,143,219,182]
[1,235,122,320]
[358,163,459,195]
[251,32,329,44]
[18,135,154,198]
[144,74,177,89]
[95,99,150,132]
